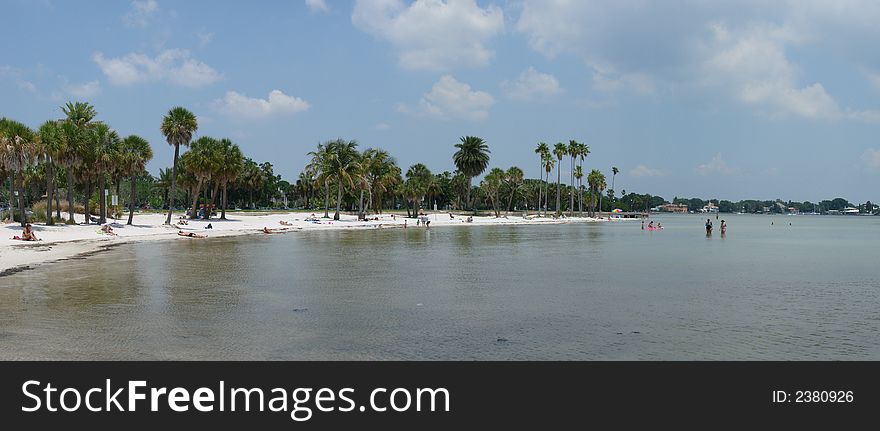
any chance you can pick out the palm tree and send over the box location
[574,165,584,216]
[452,136,490,213]
[577,143,590,214]
[90,123,120,223]
[361,148,400,215]
[160,107,198,224]
[405,163,433,216]
[504,166,524,214]
[154,168,172,211]
[60,102,97,224]
[534,142,548,215]
[480,167,505,217]
[38,121,63,224]
[542,154,554,217]
[0,118,40,226]
[217,139,243,220]
[610,166,619,209]
[118,135,153,224]
[185,136,218,219]
[325,139,360,220]
[587,169,607,217]
[450,171,469,210]
[567,140,580,216]
[307,142,335,218]
[552,142,567,215]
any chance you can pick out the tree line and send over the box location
[3,102,631,227]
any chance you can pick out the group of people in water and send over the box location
[639,215,729,237]
[705,216,727,237]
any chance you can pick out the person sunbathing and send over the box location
[100,224,117,236]
[13,224,41,241]
[279,220,292,226]
[178,230,207,238]
[262,227,285,234]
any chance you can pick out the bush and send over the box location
[29,200,67,223]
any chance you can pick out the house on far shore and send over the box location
[659,203,688,213]
[699,202,719,213]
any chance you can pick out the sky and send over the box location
[2,0,880,203]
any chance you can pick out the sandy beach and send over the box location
[1,211,613,275]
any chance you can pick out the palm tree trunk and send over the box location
[611,174,616,210]
[466,176,473,214]
[208,182,220,220]
[98,175,106,224]
[334,182,342,220]
[358,189,365,220]
[190,179,203,220]
[128,176,137,225]
[46,163,55,225]
[569,157,574,217]
[555,164,561,215]
[323,181,330,218]
[83,181,91,224]
[221,182,229,220]
[543,175,549,216]
[578,179,583,216]
[114,176,121,221]
[16,174,27,227]
[165,143,180,225]
[66,170,75,224]
[8,174,15,222]
[55,191,61,219]
[537,164,542,216]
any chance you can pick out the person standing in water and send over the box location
[720,220,727,237]
[705,218,713,236]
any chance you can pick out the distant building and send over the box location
[659,203,688,213]
[699,202,719,213]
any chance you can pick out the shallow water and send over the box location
[1,214,878,360]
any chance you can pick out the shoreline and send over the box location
[1,211,614,276]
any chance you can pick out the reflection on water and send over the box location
[1,214,879,360]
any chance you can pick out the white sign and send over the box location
[104,189,109,196]
[111,195,118,206]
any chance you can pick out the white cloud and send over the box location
[591,63,655,95]
[701,22,842,120]
[407,75,494,121]
[213,89,311,119]
[64,80,100,98]
[196,30,214,47]
[860,148,880,171]
[695,154,737,176]
[17,80,37,92]
[305,0,329,13]
[352,0,504,71]
[93,49,222,87]
[630,165,666,178]
[375,122,391,131]
[123,0,159,28]
[502,67,561,101]
[866,70,880,91]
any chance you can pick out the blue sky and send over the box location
[2,0,880,203]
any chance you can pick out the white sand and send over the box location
[1,210,620,274]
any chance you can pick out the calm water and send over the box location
[1,214,879,360]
